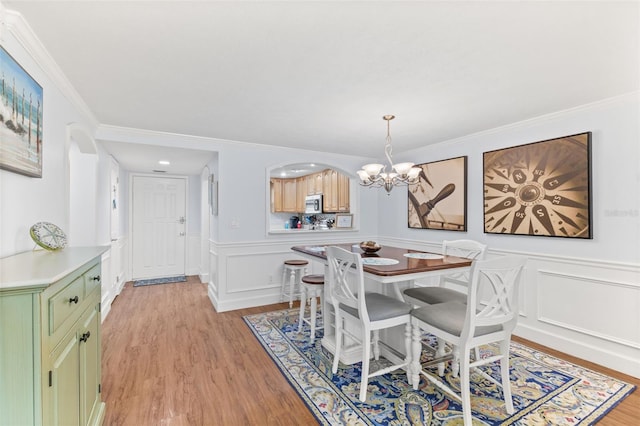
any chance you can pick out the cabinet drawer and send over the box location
[49,276,84,335]
[84,264,102,297]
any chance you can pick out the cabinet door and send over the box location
[50,331,80,426]
[338,173,350,212]
[296,177,306,213]
[282,179,297,212]
[271,179,283,212]
[323,169,339,212]
[306,175,314,195]
[80,304,101,426]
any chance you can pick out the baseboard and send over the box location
[515,323,640,379]
[215,294,283,313]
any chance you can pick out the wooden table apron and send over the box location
[291,243,472,366]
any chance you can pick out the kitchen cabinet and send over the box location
[322,169,350,212]
[0,247,107,426]
[270,168,349,216]
[271,178,283,212]
[282,178,298,212]
[337,172,350,212]
[271,178,301,213]
[323,169,338,212]
[306,172,324,195]
[296,177,306,213]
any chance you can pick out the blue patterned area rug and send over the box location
[132,275,187,287]
[244,308,635,425]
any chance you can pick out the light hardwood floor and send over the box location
[102,276,638,425]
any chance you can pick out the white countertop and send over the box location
[0,246,109,290]
[269,228,357,235]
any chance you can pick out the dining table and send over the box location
[291,243,472,366]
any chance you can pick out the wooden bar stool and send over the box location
[281,259,308,308]
[298,274,324,342]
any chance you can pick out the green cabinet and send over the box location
[50,330,81,426]
[0,247,107,426]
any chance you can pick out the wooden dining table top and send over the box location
[291,243,472,277]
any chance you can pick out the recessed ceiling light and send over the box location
[158,160,170,165]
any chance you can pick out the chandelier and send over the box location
[357,115,421,194]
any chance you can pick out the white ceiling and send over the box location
[4,1,639,173]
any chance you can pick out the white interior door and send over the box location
[132,175,186,280]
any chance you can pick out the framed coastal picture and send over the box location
[408,156,467,231]
[483,132,592,238]
[0,46,43,178]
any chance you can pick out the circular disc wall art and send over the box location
[30,222,68,250]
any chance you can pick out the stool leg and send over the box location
[289,268,296,308]
[298,285,307,332]
[309,290,317,342]
[281,267,287,303]
[318,291,323,329]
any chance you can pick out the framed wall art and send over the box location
[0,45,43,178]
[483,132,592,238]
[335,213,353,229]
[408,156,467,231]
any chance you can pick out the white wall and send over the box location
[381,93,639,263]
[377,93,640,378]
[0,9,105,257]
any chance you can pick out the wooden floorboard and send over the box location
[101,276,639,425]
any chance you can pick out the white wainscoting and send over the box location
[101,237,127,322]
[514,253,640,378]
[100,249,112,322]
[208,235,640,378]
[208,236,350,313]
[207,240,219,310]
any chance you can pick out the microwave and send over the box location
[304,194,323,214]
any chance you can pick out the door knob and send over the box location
[179,232,185,236]
[177,216,186,224]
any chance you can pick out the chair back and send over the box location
[326,246,369,322]
[463,255,526,340]
[440,240,487,284]
[443,239,487,260]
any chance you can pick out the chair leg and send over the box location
[500,338,514,414]
[372,329,380,360]
[410,324,422,389]
[332,310,342,374]
[309,291,317,342]
[403,323,412,384]
[451,345,460,377]
[359,329,371,402]
[459,346,473,426]
[436,338,446,377]
[298,285,307,332]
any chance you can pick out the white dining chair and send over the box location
[408,255,526,426]
[326,246,412,402]
[403,239,487,307]
[403,240,487,374]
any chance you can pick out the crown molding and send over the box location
[2,6,99,132]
